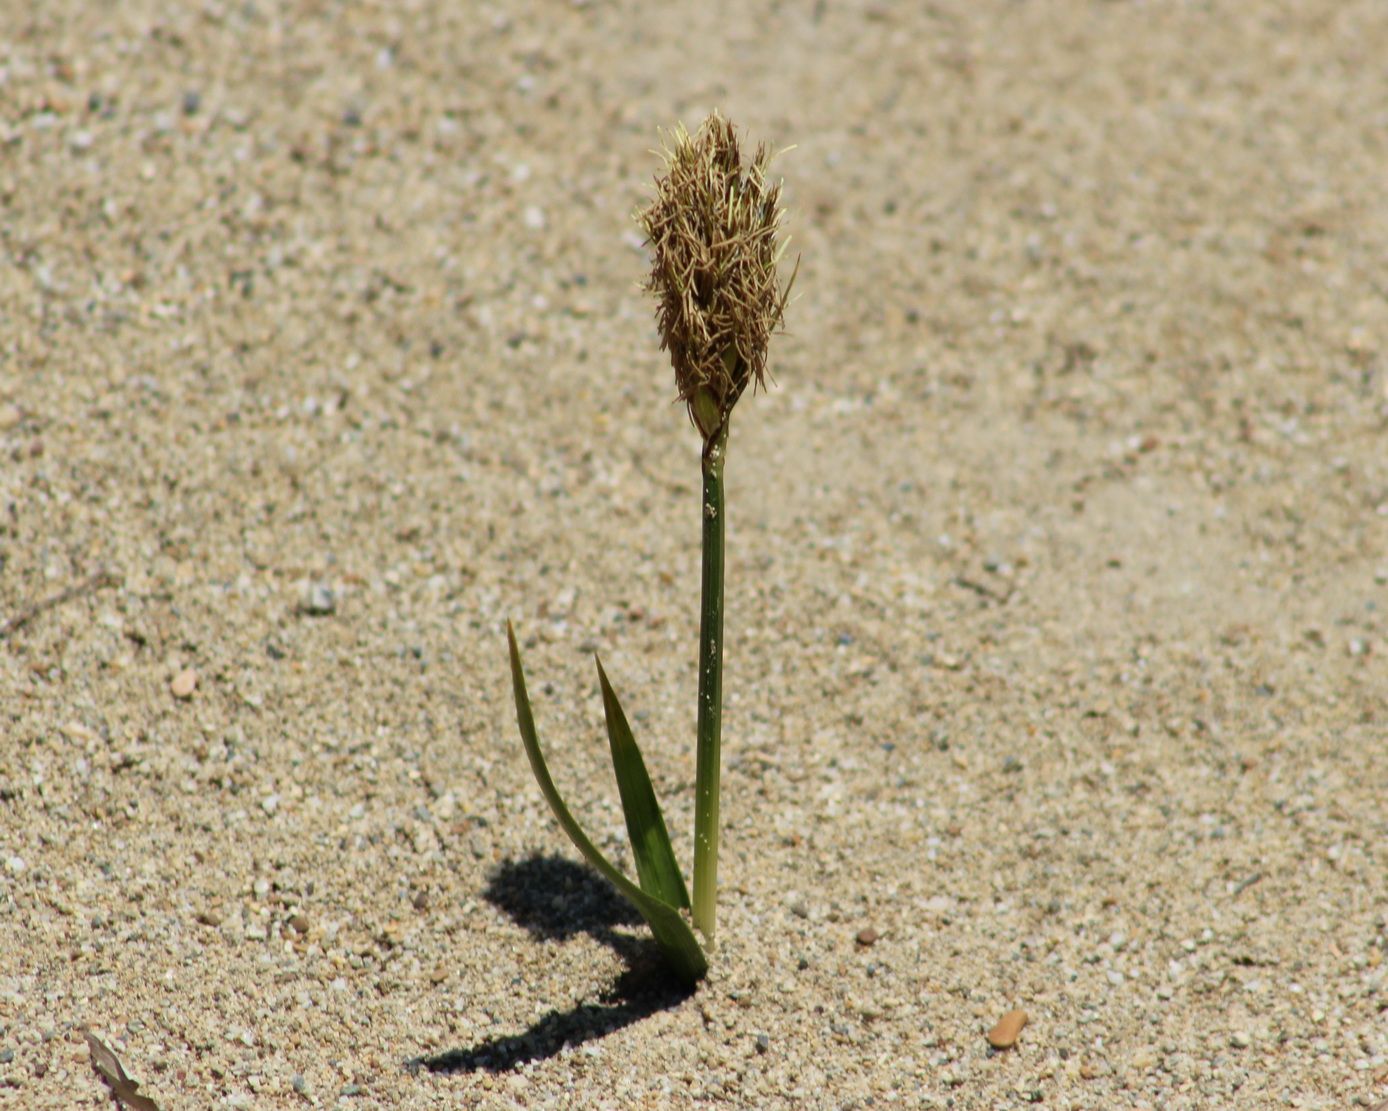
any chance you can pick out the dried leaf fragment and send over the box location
[987,1008,1028,1050]
[86,1032,161,1111]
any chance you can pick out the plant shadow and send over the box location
[408,854,696,1075]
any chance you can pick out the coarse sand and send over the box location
[1,2,1386,1109]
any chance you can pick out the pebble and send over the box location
[302,581,336,615]
[988,1008,1029,1049]
[856,927,879,947]
[288,914,310,934]
[0,403,21,431]
[196,909,223,927]
[170,668,198,699]
[1230,1031,1252,1049]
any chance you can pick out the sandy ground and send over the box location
[2,1,1387,1108]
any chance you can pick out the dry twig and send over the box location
[0,567,119,638]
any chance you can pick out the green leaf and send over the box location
[507,622,707,985]
[595,655,691,911]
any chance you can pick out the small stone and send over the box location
[260,794,280,816]
[429,967,448,984]
[0,403,21,431]
[288,914,309,934]
[170,668,198,699]
[755,1034,770,1054]
[0,1048,14,1063]
[196,909,224,927]
[302,581,336,615]
[1229,1031,1252,1049]
[412,890,430,911]
[291,1075,307,1093]
[855,927,879,947]
[988,1008,1029,1050]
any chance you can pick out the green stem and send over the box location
[692,420,728,941]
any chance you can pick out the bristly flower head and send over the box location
[637,112,796,445]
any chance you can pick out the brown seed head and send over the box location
[637,112,795,443]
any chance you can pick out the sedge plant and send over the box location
[506,111,796,985]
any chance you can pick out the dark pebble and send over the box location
[856,927,879,947]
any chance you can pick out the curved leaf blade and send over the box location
[507,622,707,985]
[595,655,691,910]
